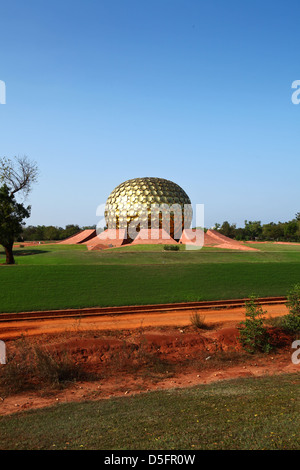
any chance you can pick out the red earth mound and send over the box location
[57,228,258,251]
[58,229,96,245]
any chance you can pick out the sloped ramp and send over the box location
[180,229,204,246]
[205,230,258,251]
[58,229,96,245]
[180,229,257,251]
[86,229,129,251]
[131,229,178,245]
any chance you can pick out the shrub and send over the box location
[286,284,300,316]
[33,348,87,387]
[281,314,300,334]
[163,245,179,251]
[281,285,300,334]
[237,295,272,353]
[0,340,90,396]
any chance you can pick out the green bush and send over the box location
[163,244,180,251]
[281,314,300,334]
[286,284,300,316]
[281,284,300,334]
[238,295,272,353]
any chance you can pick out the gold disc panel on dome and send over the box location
[105,177,193,240]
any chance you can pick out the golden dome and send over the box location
[105,177,192,240]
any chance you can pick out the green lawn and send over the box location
[3,242,300,265]
[1,242,300,312]
[0,373,298,450]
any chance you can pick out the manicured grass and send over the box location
[0,373,298,450]
[244,242,300,252]
[1,261,300,313]
[3,243,300,265]
[1,242,300,312]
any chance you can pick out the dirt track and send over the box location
[0,303,289,340]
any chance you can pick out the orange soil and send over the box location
[0,303,288,340]
[0,303,298,416]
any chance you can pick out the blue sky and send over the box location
[1,0,300,229]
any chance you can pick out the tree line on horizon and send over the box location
[18,224,96,242]
[214,215,300,242]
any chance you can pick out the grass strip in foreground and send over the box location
[0,373,299,450]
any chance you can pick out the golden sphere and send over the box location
[105,177,192,240]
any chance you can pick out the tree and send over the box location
[0,185,30,264]
[63,224,81,239]
[0,155,38,198]
[0,155,38,264]
[262,222,284,241]
[219,221,236,239]
[284,220,299,241]
[44,225,61,241]
[244,220,262,240]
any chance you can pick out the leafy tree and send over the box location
[0,185,30,264]
[63,224,81,239]
[0,156,38,264]
[262,222,284,240]
[244,220,262,240]
[219,221,236,238]
[44,226,61,241]
[234,227,246,240]
[283,220,299,240]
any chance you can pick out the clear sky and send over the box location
[1,0,300,229]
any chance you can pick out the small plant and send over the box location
[190,312,210,330]
[281,284,300,334]
[238,295,272,353]
[163,244,179,251]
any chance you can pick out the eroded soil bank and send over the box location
[0,320,298,415]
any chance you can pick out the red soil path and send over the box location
[0,303,288,340]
